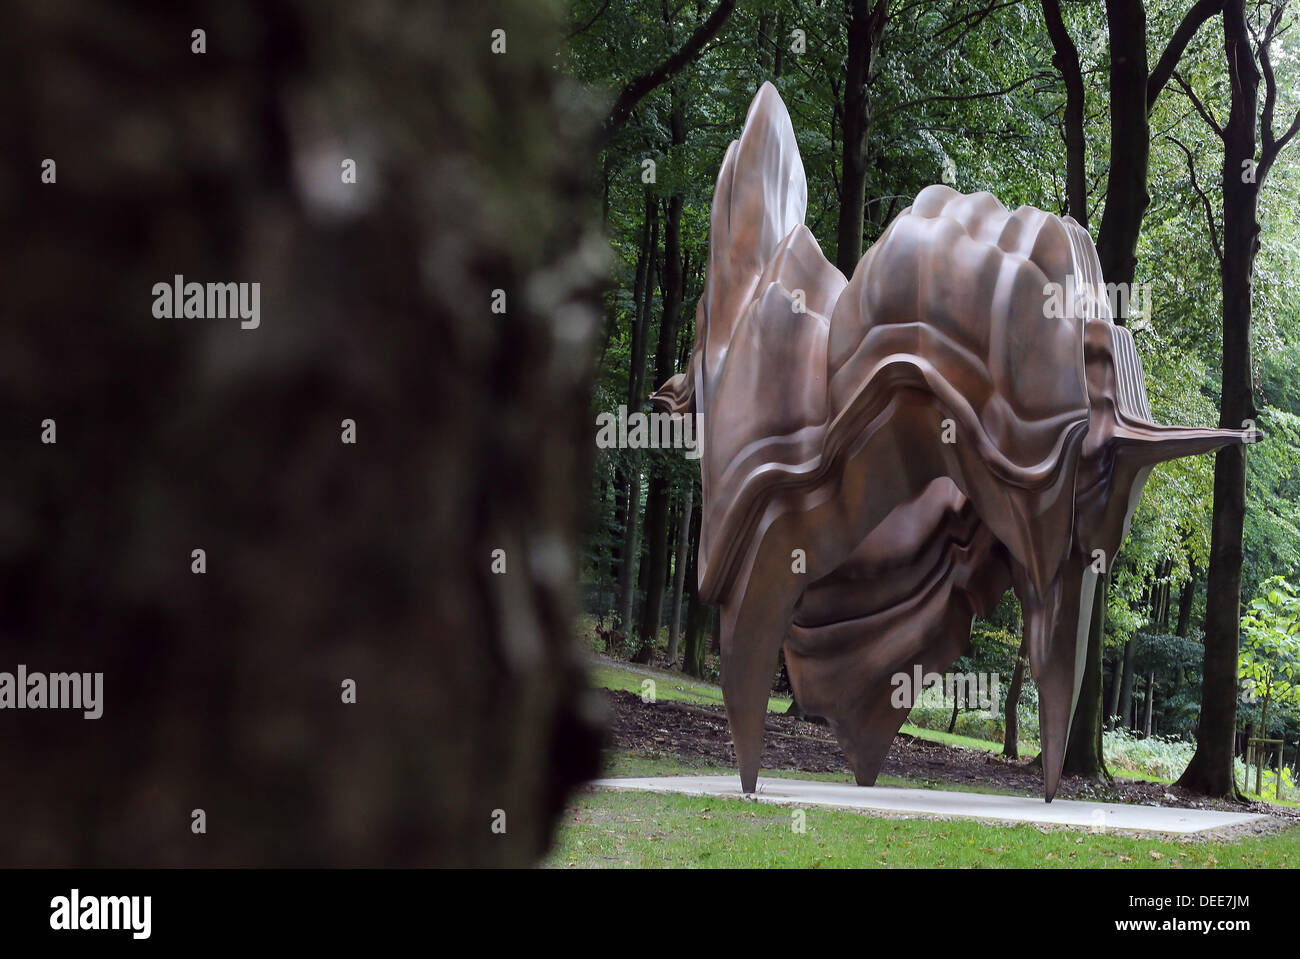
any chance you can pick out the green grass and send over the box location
[602,750,852,782]
[546,788,1300,868]
[589,662,792,713]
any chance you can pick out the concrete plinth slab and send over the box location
[590,776,1269,834]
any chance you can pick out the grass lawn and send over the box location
[589,662,792,714]
[545,788,1300,868]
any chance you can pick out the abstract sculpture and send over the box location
[652,83,1258,801]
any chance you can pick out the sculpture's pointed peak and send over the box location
[751,81,783,108]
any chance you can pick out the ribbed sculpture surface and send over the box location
[652,83,1257,800]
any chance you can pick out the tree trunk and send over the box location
[1108,647,1124,724]
[1041,0,1088,226]
[1095,0,1151,299]
[0,0,606,866]
[757,10,776,74]
[609,200,656,603]
[617,196,658,645]
[681,503,706,677]
[665,484,693,665]
[774,11,786,78]
[1175,560,1197,637]
[1179,0,1261,798]
[834,0,888,276]
[1143,672,1156,736]
[1004,637,1029,758]
[1118,632,1138,730]
[633,76,688,663]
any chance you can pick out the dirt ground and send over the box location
[603,688,1300,823]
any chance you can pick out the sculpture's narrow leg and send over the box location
[721,581,799,794]
[1020,579,1072,803]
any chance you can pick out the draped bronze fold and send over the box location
[651,83,1258,801]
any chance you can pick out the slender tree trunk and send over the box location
[681,503,706,677]
[1118,632,1138,729]
[774,11,786,77]
[834,0,889,276]
[1175,560,1197,637]
[665,484,693,665]
[1143,672,1156,736]
[1041,0,1088,226]
[1004,637,1029,758]
[757,10,776,74]
[1108,647,1124,724]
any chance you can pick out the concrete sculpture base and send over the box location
[652,84,1257,801]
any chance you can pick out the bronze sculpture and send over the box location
[652,83,1258,801]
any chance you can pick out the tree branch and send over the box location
[1166,134,1222,264]
[935,0,1021,53]
[603,0,738,135]
[1172,69,1226,138]
[1148,0,1225,112]
[1257,1,1300,181]
[876,72,1050,122]
[567,0,613,41]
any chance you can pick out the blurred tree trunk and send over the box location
[0,0,604,866]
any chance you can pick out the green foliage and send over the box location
[1239,576,1300,730]
[1104,728,1196,782]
